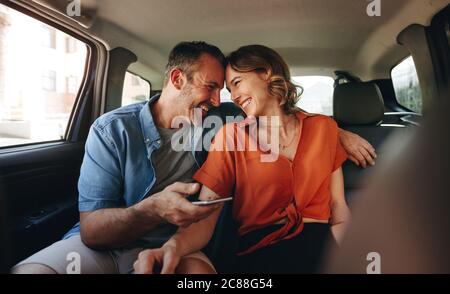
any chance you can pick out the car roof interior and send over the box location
[31,0,449,88]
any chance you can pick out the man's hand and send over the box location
[134,246,180,274]
[134,182,221,228]
[339,129,377,168]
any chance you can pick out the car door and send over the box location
[0,1,101,268]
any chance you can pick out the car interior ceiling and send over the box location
[0,1,448,273]
[27,0,450,87]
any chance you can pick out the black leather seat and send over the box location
[333,82,408,204]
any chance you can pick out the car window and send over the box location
[391,56,423,114]
[0,4,87,148]
[122,71,151,106]
[293,76,334,116]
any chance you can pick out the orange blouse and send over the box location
[193,111,348,255]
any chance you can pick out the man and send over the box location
[13,41,376,274]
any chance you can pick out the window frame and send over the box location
[0,1,97,151]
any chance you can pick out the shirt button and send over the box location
[156,139,161,144]
[145,139,150,143]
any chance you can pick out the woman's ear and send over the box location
[169,68,185,90]
[259,70,270,83]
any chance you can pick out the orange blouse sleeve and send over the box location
[193,124,237,198]
[330,119,348,171]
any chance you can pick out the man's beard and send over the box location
[176,85,198,126]
[178,85,205,126]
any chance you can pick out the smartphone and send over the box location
[191,197,233,206]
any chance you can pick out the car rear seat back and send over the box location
[333,81,409,204]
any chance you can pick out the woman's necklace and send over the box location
[279,116,298,150]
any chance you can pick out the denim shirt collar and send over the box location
[139,94,162,157]
[139,93,205,166]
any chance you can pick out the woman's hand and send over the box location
[133,245,181,274]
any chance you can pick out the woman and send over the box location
[134,45,351,274]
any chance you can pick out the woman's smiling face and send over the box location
[226,65,280,117]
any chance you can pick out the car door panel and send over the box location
[0,142,84,265]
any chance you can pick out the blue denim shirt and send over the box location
[64,94,203,239]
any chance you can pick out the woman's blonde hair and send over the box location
[227,45,303,114]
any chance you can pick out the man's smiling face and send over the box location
[178,53,224,124]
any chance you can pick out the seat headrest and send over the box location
[333,82,385,126]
